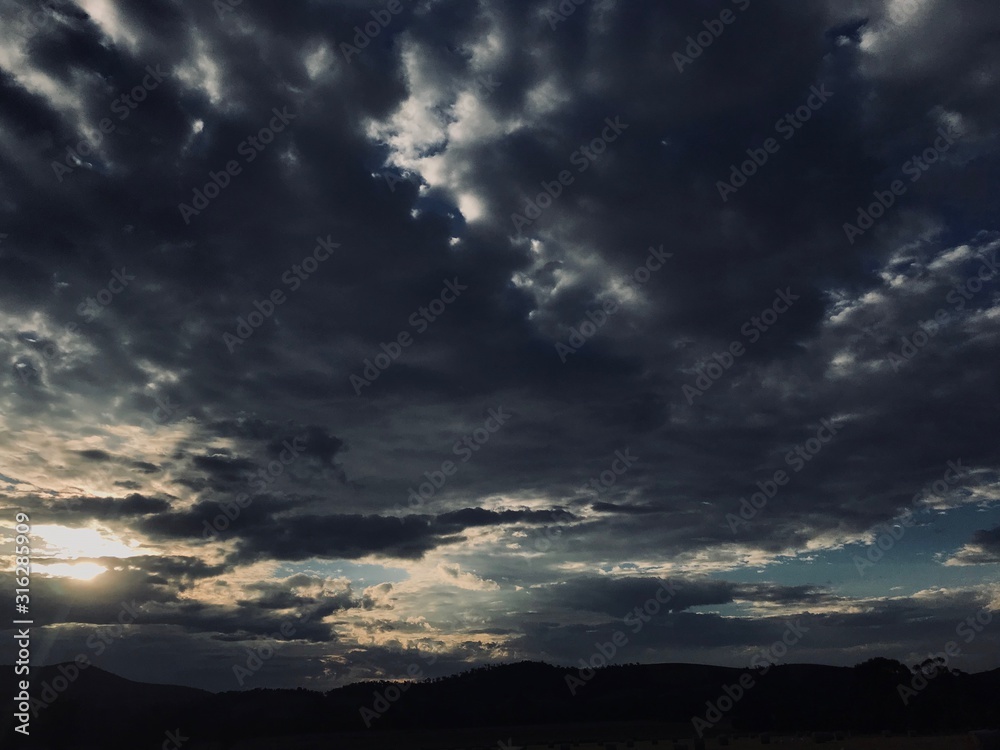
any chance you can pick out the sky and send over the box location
[0,0,999,693]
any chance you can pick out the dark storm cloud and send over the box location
[119,554,227,584]
[75,449,112,461]
[226,513,462,563]
[135,493,296,538]
[436,507,575,527]
[505,585,999,671]
[134,499,577,562]
[172,421,350,491]
[4,493,170,524]
[0,560,362,648]
[266,425,344,465]
[591,501,663,515]
[526,575,839,619]
[1,0,999,691]
[948,524,1000,564]
[52,492,170,517]
[240,575,374,615]
[970,525,1000,553]
[131,489,466,561]
[191,454,259,483]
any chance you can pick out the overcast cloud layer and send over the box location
[1,0,999,692]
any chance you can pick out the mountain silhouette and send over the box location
[3,659,999,748]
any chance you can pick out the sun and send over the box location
[29,524,143,580]
[33,561,108,581]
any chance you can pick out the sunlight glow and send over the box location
[32,524,142,560]
[34,561,108,581]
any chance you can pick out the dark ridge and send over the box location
[3,658,999,748]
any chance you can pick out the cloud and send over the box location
[1,0,999,691]
[944,525,1000,565]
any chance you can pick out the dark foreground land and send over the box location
[2,659,998,748]
[180,729,1000,749]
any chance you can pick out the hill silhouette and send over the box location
[3,658,999,748]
